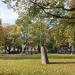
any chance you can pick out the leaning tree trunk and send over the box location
[41,45,49,64]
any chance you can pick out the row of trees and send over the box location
[2,0,75,64]
[4,25,23,53]
[1,20,49,54]
[0,17,75,63]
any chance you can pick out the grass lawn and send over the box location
[0,54,75,75]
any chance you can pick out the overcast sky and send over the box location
[0,0,18,24]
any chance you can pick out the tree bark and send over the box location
[37,44,41,53]
[71,45,75,53]
[41,45,49,64]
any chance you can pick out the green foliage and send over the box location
[5,25,22,47]
[0,26,5,46]
[46,41,53,49]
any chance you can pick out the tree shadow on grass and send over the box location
[49,62,75,64]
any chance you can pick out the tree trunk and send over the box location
[71,45,75,54]
[41,45,49,64]
[8,45,11,53]
[37,44,41,53]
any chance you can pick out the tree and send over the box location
[3,0,75,18]
[4,24,22,53]
[16,14,49,64]
[0,26,5,47]
[31,20,49,64]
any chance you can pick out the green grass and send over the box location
[0,54,75,75]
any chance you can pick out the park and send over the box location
[0,0,75,75]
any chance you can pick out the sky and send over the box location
[0,0,18,24]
